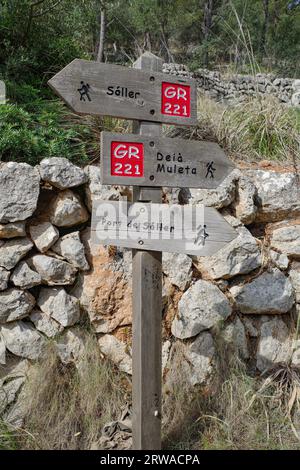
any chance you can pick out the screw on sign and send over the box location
[110,141,144,177]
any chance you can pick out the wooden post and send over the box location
[132,52,163,450]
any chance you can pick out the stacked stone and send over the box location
[2,158,300,426]
[163,63,299,105]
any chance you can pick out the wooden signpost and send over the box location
[49,51,237,451]
[48,58,197,125]
[100,132,235,188]
[91,201,237,256]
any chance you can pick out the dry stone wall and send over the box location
[1,157,300,427]
[163,63,300,106]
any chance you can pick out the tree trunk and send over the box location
[261,0,270,55]
[202,0,214,67]
[97,7,105,62]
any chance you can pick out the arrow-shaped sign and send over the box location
[100,132,235,189]
[48,59,197,126]
[91,200,237,256]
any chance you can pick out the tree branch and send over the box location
[32,0,64,18]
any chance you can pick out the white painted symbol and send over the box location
[164,86,187,101]
[114,144,140,159]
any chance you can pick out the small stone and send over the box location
[11,261,41,289]
[230,268,294,314]
[52,232,89,271]
[84,166,121,212]
[29,221,59,253]
[270,224,300,258]
[39,157,88,189]
[0,162,40,223]
[162,340,171,373]
[98,335,132,375]
[197,224,261,280]
[30,310,64,338]
[246,170,300,223]
[270,250,289,270]
[56,328,86,366]
[38,287,80,327]
[162,253,192,290]
[0,334,5,365]
[30,254,77,285]
[50,190,89,227]
[243,317,259,337]
[257,318,291,372]
[289,263,300,303]
[0,222,26,239]
[184,170,239,209]
[223,317,249,360]
[0,268,10,291]
[0,237,33,270]
[233,174,257,224]
[182,332,215,386]
[0,289,35,323]
[171,280,232,339]
[1,321,46,360]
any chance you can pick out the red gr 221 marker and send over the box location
[110,141,144,177]
[161,82,191,118]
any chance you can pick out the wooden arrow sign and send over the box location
[101,132,235,189]
[91,200,237,256]
[48,59,197,126]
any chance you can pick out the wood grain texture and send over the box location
[101,131,235,188]
[48,58,197,126]
[91,201,238,256]
[132,52,162,451]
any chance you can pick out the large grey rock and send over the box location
[30,310,63,338]
[56,328,86,367]
[230,268,294,314]
[98,335,132,375]
[162,252,192,290]
[29,221,59,253]
[11,261,41,289]
[0,289,35,323]
[223,317,249,359]
[37,287,80,327]
[269,250,289,270]
[39,157,88,189]
[0,268,10,291]
[30,254,77,286]
[0,237,33,270]
[0,222,26,239]
[171,280,232,339]
[257,318,292,372]
[52,232,89,271]
[0,162,40,223]
[84,165,121,212]
[50,190,89,227]
[184,170,239,209]
[1,321,46,360]
[289,263,300,303]
[247,170,300,222]
[233,174,257,224]
[197,224,261,280]
[270,224,300,258]
[182,332,215,386]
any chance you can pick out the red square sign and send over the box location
[161,82,191,118]
[111,141,144,177]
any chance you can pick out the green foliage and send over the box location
[0,101,96,165]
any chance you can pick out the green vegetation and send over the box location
[0,1,299,164]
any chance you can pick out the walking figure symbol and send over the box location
[195,224,209,246]
[78,81,91,101]
[206,161,216,178]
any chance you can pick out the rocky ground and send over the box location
[1,157,300,436]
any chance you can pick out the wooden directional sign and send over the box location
[48,59,197,126]
[91,200,237,256]
[101,132,235,189]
